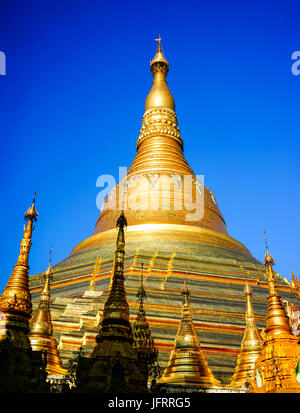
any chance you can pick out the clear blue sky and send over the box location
[0,0,299,292]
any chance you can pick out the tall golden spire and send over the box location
[100,210,131,332]
[39,249,53,304]
[128,38,192,179]
[80,212,148,392]
[158,280,221,387]
[29,249,67,377]
[249,234,300,393]
[0,195,49,390]
[0,193,37,319]
[263,232,291,336]
[94,38,228,238]
[227,282,263,388]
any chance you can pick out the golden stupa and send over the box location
[227,281,263,388]
[94,37,228,236]
[29,39,300,384]
[0,195,47,391]
[29,252,67,377]
[249,238,300,393]
[158,280,221,387]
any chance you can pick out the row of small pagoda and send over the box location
[0,195,300,393]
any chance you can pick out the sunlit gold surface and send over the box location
[100,211,130,330]
[158,281,221,387]
[0,196,37,318]
[249,249,300,393]
[29,258,67,376]
[0,196,48,391]
[94,40,228,237]
[0,196,38,352]
[77,224,249,257]
[227,282,263,388]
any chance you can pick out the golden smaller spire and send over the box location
[0,193,38,318]
[182,278,189,302]
[99,211,131,333]
[158,280,221,387]
[227,282,263,388]
[30,249,53,336]
[29,249,67,377]
[263,232,291,335]
[249,234,300,393]
[40,247,53,303]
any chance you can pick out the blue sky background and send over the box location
[0,0,299,292]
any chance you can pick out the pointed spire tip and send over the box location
[263,231,275,266]
[24,193,38,222]
[182,279,190,297]
[117,210,127,228]
[150,35,169,68]
[137,262,146,301]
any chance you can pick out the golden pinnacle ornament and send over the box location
[249,233,300,393]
